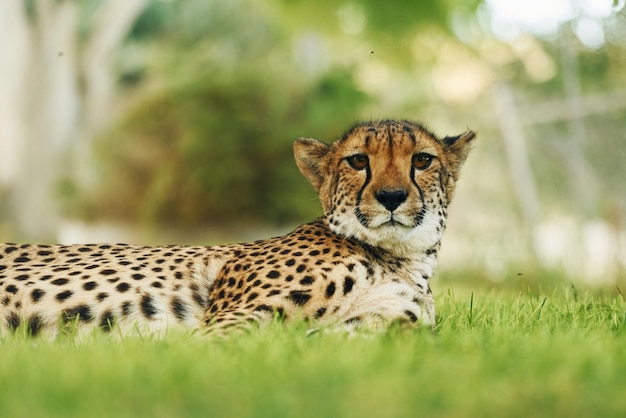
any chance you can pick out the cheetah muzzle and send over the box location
[0,120,475,338]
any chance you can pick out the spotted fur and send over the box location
[0,120,475,338]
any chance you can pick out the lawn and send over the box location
[1,281,626,418]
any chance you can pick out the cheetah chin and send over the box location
[0,119,475,338]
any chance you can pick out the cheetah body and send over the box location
[0,120,475,337]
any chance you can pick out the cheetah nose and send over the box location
[375,189,408,212]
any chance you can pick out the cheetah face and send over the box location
[294,120,475,253]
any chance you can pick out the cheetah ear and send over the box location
[294,137,330,192]
[442,130,476,180]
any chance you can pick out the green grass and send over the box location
[2,284,626,418]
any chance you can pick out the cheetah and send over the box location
[0,120,475,338]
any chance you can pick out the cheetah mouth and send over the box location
[369,209,425,229]
[376,216,412,229]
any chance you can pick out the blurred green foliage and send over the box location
[89,70,368,226]
[75,0,626,234]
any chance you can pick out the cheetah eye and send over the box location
[412,153,434,170]
[347,154,369,170]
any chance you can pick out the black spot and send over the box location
[192,292,205,308]
[246,272,258,282]
[55,290,73,301]
[14,274,29,281]
[268,289,281,296]
[83,281,97,291]
[31,289,45,302]
[151,282,163,289]
[325,282,336,298]
[288,290,311,306]
[296,264,306,273]
[99,311,115,332]
[14,257,30,263]
[404,310,418,323]
[7,311,20,330]
[63,305,94,322]
[247,292,259,302]
[267,270,280,279]
[171,297,187,322]
[132,273,145,280]
[100,269,116,275]
[285,259,296,267]
[254,304,273,313]
[343,277,355,295]
[345,316,361,325]
[227,277,236,286]
[4,246,18,254]
[27,315,43,336]
[314,307,327,319]
[52,267,69,272]
[299,275,315,285]
[140,294,157,318]
[51,278,69,286]
[97,292,109,301]
[121,301,132,316]
[78,247,93,252]
[5,284,18,294]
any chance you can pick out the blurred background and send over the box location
[0,0,625,285]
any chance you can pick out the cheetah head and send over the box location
[294,120,475,254]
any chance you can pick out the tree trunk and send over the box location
[0,0,148,241]
[492,81,542,258]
